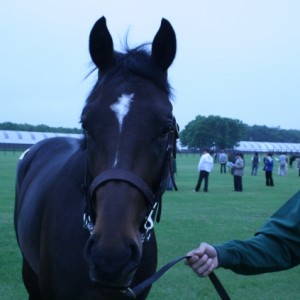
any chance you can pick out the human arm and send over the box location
[229,190,300,274]
[186,191,300,276]
[234,158,244,169]
[197,156,204,172]
[214,232,300,275]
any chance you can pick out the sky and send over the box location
[1,0,300,131]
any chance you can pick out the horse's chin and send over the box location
[89,268,135,291]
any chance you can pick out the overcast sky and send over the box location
[1,0,300,131]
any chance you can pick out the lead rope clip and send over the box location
[142,202,158,242]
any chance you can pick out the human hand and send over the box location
[185,242,219,277]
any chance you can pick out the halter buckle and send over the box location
[142,202,158,242]
[83,213,94,235]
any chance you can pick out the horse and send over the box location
[14,16,177,300]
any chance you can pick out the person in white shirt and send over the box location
[194,148,214,192]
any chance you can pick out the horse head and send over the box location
[82,16,177,291]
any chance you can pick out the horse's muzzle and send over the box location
[84,235,141,289]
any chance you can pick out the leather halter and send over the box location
[83,116,178,239]
[89,169,155,208]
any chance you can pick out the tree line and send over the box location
[0,122,82,134]
[180,115,300,150]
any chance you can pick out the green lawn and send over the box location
[1,151,299,299]
[0,151,26,299]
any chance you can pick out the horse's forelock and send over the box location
[86,45,173,104]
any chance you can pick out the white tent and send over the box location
[0,130,82,150]
[234,141,300,153]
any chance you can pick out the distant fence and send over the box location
[0,143,31,152]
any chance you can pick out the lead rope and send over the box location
[122,255,230,300]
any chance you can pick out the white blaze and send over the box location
[110,93,134,132]
[110,93,134,166]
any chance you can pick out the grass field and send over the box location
[1,151,300,299]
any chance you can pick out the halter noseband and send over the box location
[89,169,155,207]
[83,116,178,240]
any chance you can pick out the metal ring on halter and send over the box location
[143,202,158,241]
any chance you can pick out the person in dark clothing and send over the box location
[265,153,274,186]
[251,152,259,176]
[185,191,300,276]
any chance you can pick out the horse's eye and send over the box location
[81,120,87,131]
[82,124,91,139]
[81,121,91,136]
[161,125,173,136]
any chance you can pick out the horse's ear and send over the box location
[151,18,176,71]
[89,16,115,71]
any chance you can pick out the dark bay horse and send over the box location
[14,16,177,300]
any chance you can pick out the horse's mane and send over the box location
[86,44,173,105]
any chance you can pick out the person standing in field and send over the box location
[265,153,274,186]
[194,148,214,192]
[233,152,244,191]
[218,150,228,174]
[251,152,260,176]
[278,152,288,176]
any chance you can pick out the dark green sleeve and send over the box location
[214,190,300,275]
